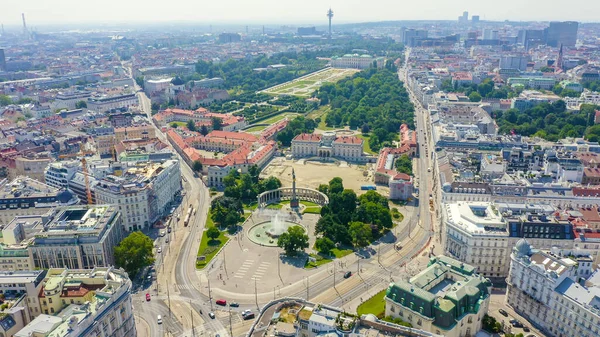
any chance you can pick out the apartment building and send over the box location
[0,177,79,226]
[87,93,139,113]
[15,267,136,337]
[444,201,576,283]
[385,255,491,337]
[94,160,181,231]
[506,240,600,337]
[27,206,123,270]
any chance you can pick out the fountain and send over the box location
[247,211,304,247]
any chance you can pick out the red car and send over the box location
[216,299,227,306]
[146,293,151,301]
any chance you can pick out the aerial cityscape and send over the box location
[2,3,600,337]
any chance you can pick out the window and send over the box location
[468,316,472,323]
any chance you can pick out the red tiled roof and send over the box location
[583,167,600,178]
[333,136,362,145]
[572,187,600,197]
[293,133,322,142]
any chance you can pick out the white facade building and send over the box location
[44,161,80,190]
[330,55,385,69]
[444,201,577,283]
[94,160,181,231]
[291,132,365,162]
[87,93,139,112]
[505,240,600,337]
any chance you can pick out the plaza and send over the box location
[261,157,390,197]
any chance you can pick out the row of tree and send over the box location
[315,68,415,152]
[276,116,317,146]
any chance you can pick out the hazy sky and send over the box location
[1,0,598,27]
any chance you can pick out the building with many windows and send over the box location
[443,201,576,283]
[506,239,600,337]
[15,267,136,337]
[330,54,385,69]
[384,255,491,337]
[87,93,139,113]
[0,176,79,227]
[94,160,181,231]
[291,132,366,162]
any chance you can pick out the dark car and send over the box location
[523,327,530,332]
[344,271,352,278]
[229,302,239,307]
[499,309,508,317]
[243,313,255,320]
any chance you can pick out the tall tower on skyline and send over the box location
[21,13,28,38]
[327,8,334,38]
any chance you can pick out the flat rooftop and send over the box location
[0,177,60,200]
[445,202,508,234]
[45,206,116,233]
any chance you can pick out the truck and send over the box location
[360,185,377,191]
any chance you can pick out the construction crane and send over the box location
[57,143,94,204]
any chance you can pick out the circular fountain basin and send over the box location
[248,220,304,247]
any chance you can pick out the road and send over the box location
[127,67,229,337]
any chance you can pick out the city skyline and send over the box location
[1,0,599,28]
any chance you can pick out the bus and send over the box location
[184,208,192,227]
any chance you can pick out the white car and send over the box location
[157,315,162,324]
[157,247,162,254]
[160,231,165,237]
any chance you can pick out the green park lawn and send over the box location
[355,134,378,155]
[305,253,332,269]
[356,289,387,316]
[245,125,268,132]
[303,206,322,214]
[196,218,230,269]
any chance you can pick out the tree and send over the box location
[212,117,223,131]
[193,160,203,172]
[315,237,335,256]
[277,226,309,256]
[349,222,373,248]
[187,119,197,132]
[210,203,229,227]
[328,177,344,195]
[171,122,178,128]
[114,231,155,278]
[395,154,413,176]
[0,95,12,106]
[207,227,221,241]
[200,125,209,136]
[75,100,87,109]
[468,92,482,102]
[540,66,554,73]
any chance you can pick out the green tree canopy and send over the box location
[395,154,413,176]
[277,226,309,256]
[75,100,87,109]
[187,119,197,131]
[315,237,335,255]
[114,231,155,278]
[193,160,203,172]
[207,226,220,241]
[349,221,373,248]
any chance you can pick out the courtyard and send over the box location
[261,157,390,197]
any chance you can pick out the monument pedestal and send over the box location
[290,199,299,208]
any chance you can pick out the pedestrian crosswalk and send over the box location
[233,259,254,279]
[173,284,195,290]
[251,261,271,281]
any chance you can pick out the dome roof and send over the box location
[57,190,75,204]
[514,239,531,256]
[363,314,378,322]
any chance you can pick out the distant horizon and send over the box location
[1,0,598,29]
[0,18,598,33]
